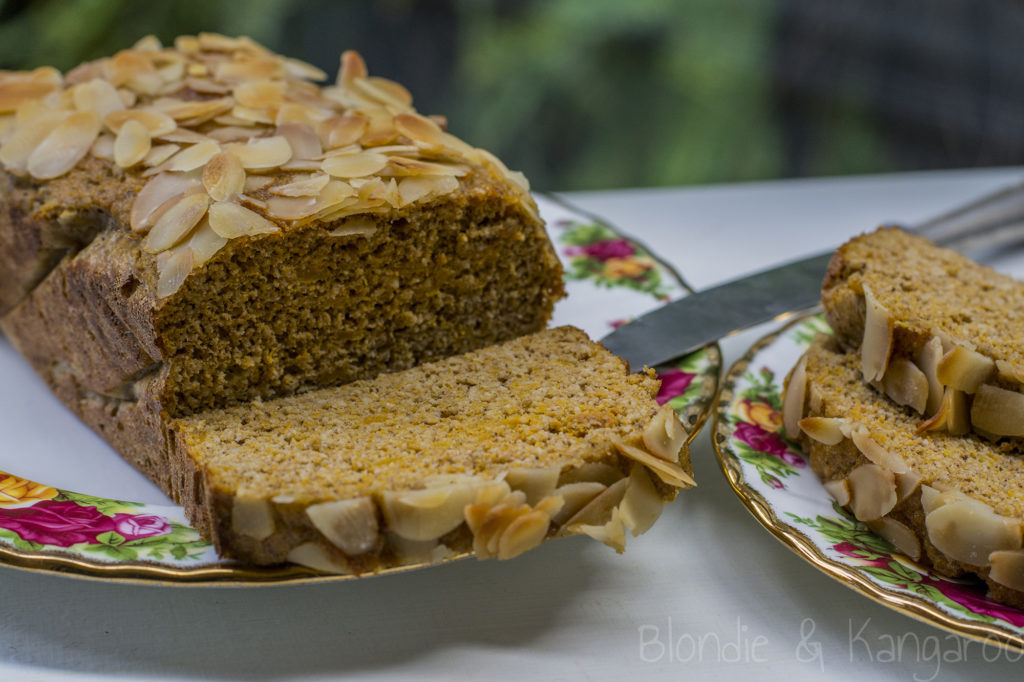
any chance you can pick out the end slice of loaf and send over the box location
[172,326,695,572]
[822,227,1024,447]
[785,334,1024,609]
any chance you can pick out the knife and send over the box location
[599,180,1024,370]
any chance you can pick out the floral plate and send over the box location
[712,313,1024,651]
[0,195,720,585]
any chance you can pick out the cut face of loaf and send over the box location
[173,327,695,572]
[785,335,1024,609]
[822,227,1024,446]
[0,35,565,498]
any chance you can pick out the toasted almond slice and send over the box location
[225,135,293,169]
[276,122,322,160]
[0,109,69,170]
[397,175,459,205]
[879,357,929,415]
[232,495,274,539]
[286,542,351,574]
[504,467,560,505]
[327,216,376,237]
[269,173,330,198]
[970,384,1024,437]
[89,132,115,161]
[383,156,469,177]
[569,507,627,552]
[207,200,279,238]
[642,403,688,462]
[381,484,477,542]
[0,78,60,113]
[231,104,275,125]
[264,194,318,221]
[113,119,151,168]
[561,478,629,530]
[283,57,328,82]
[143,192,210,253]
[154,96,234,122]
[27,111,101,179]
[925,498,1022,566]
[163,139,221,172]
[798,417,847,445]
[867,518,921,561]
[157,127,212,144]
[861,285,894,382]
[989,550,1024,591]
[142,143,180,169]
[72,78,124,119]
[613,439,696,488]
[215,57,284,82]
[850,429,909,475]
[782,355,808,438]
[207,125,260,143]
[338,50,368,84]
[846,463,897,521]
[130,170,204,232]
[276,101,331,128]
[549,482,606,527]
[937,345,995,394]
[823,479,851,506]
[557,463,625,487]
[896,470,922,502]
[322,150,387,178]
[234,79,286,109]
[202,150,246,201]
[105,108,177,136]
[496,510,550,560]
[917,386,970,436]
[183,218,228,266]
[393,112,445,147]
[619,464,664,536]
[155,244,195,298]
[915,336,946,417]
[306,497,379,556]
[319,114,368,149]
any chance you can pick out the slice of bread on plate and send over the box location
[785,334,1024,609]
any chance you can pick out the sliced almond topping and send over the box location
[286,542,352,574]
[276,101,331,128]
[970,384,1024,437]
[113,119,151,168]
[568,507,627,553]
[619,464,664,536]
[338,50,368,84]
[895,470,922,502]
[866,518,921,561]
[561,478,629,530]
[549,482,606,527]
[327,216,377,237]
[917,386,970,436]
[915,336,946,417]
[155,243,195,298]
[989,550,1024,592]
[393,112,445,147]
[397,175,459,206]
[215,57,284,82]
[269,173,330,198]
[72,78,124,119]
[154,96,234,122]
[276,122,322,160]
[878,357,929,415]
[861,285,894,382]
[27,111,101,179]
[0,109,69,170]
[183,218,228,266]
[496,510,550,560]
[162,139,221,172]
[823,479,851,506]
[850,429,909,475]
[225,135,293,169]
[504,467,560,505]
[130,170,203,232]
[322,150,388,178]
[89,132,115,161]
[230,104,275,125]
[937,345,995,394]
[231,494,274,539]
[920,484,967,515]
[613,439,695,489]
[202,150,246,201]
[798,417,847,445]
[283,57,328,82]
[925,498,1022,566]
[207,200,279,239]
[0,77,61,113]
[233,79,286,109]
[642,403,688,462]
[143,192,210,253]
[105,108,177,136]
[380,483,477,542]
[142,143,180,168]
[782,355,807,438]
[846,463,897,522]
[558,462,625,487]
[383,156,469,177]
[156,127,212,144]
[306,497,379,556]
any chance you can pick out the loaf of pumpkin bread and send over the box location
[785,334,1024,609]
[177,326,695,571]
[0,33,566,545]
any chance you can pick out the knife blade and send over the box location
[599,179,1024,370]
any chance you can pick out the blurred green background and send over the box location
[1,0,1021,191]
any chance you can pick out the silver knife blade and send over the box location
[599,179,1024,370]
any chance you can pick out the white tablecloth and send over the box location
[4,167,1024,681]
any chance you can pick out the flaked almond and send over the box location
[937,345,995,394]
[989,550,1024,592]
[925,498,1022,566]
[846,463,897,522]
[163,139,220,172]
[397,175,458,205]
[0,77,60,113]
[319,114,368,149]
[233,79,286,109]
[306,497,379,556]
[89,132,115,161]
[276,101,331,128]
[861,285,894,382]
[215,57,283,82]
[113,119,151,167]
[642,403,688,462]
[380,483,477,542]
[72,78,124,119]
[558,463,625,487]
[867,518,921,561]
[183,218,228,266]
[286,542,351,574]
[505,467,560,505]
[917,386,970,436]
[142,143,180,168]
[879,357,929,415]
[549,482,606,527]
[202,150,246,201]
[276,122,322,160]
[207,125,259,143]
[283,57,328,82]
[619,464,664,536]
[327,216,377,237]
[393,112,445,147]
[155,244,194,298]
[613,439,695,488]
[322,150,387,178]
[143,192,210,253]
[561,478,629,530]
[156,127,212,144]
[231,104,275,125]
[207,200,279,238]
[0,109,69,170]
[851,429,909,475]
[823,479,851,506]
[27,111,101,179]
[496,509,550,560]
[798,416,847,445]
[271,173,330,197]
[338,50,368,84]
[130,170,203,232]
[916,336,946,417]
[231,494,274,540]
[970,384,1024,437]
[782,355,807,438]
[225,135,292,169]
[105,108,177,136]
[568,507,627,553]
[154,96,234,122]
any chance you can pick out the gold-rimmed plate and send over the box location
[0,195,719,585]
[712,313,1024,651]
